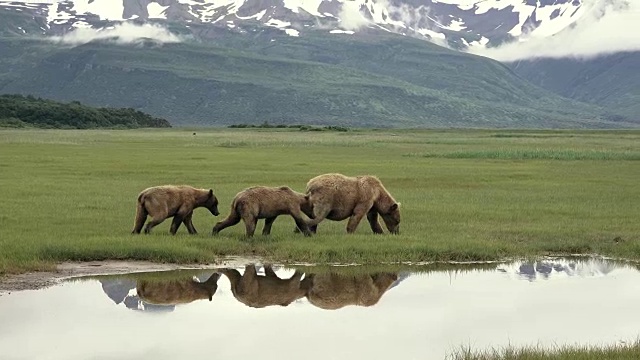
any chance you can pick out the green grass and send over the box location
[448,340,640,360]
[0,128,639,275]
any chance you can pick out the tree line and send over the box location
[0,94,171,129]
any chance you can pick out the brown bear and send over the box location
[132,185,220,235]
[217,264,313,308]
[304,272,398,310]
[303,173,401,234]
[136,273,221,305]
[211,186,314,237]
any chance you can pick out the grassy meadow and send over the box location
[0,128,639,275]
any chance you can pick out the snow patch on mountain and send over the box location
[147,2,169,19]
[284,28,299,36]
[0,1,41,9]
[70,0,124,21]
[283,0,324,17]
[330,29,354,34]
[265,18,291,28]
[469,0,640,61]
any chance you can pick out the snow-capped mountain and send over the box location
[496,258,627,282]
[0,0,592,49]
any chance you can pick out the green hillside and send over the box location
[0,28,636,128]
[509,52,640,121]
[0,94,171,128]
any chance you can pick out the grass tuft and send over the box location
[447,339,640,360]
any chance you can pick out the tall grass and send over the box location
[404,149,640,160]
[447,340,640,360]
[0,128,639,275]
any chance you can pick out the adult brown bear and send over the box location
[217,264,312,308]
[132,185,220,235]
[304,173,401,234]
[211,186,314,237]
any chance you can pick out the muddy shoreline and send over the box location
[0,256,266,293]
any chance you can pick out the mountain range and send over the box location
[0,0,637,128]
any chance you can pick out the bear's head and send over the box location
[380,202,400,234]
[205,189,220,216]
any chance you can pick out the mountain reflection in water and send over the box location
[497,257,620,281]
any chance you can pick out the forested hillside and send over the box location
[0,94,172,128]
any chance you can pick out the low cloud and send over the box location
[49,22,183,46]
[381,1,450,47]
[338,0,370,31]
[337,0,450,47]
[468,0,640,61]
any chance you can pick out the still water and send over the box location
[1,257,639,360]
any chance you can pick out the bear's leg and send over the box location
[346,205,369,233]
[211,212,241,235]
[262,216,277,235]
[183,213,198,235]
[242,214,257,237]
[293,224,317,234]
[293,216,312,237]
[144,216,166,234]
[132,203,148,234]
[240,264,258,295]
[170,215,184,235]
[367,209,384,234]
[264,264,277,277]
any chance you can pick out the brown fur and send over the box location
[132,185,220,235]
[218,264,313,308]
[136,273,220,305]
[304,173,401,234]
[211,186,314,237]
[305,272,398,310]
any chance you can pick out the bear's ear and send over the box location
[389,203,398,212]
[208,189,214,197]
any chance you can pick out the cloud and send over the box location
[336,0,450,47]
[48,22,183,46]
[380,1,450,47]
[468,0,640,61]
[338,0,370,31]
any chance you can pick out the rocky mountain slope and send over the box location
[0,0,591,48]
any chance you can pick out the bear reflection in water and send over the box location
[99,272,220,312]
[218,264,312,308]
[304,272,399,310]
[136,273,220,305]
[99,265,404,311]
